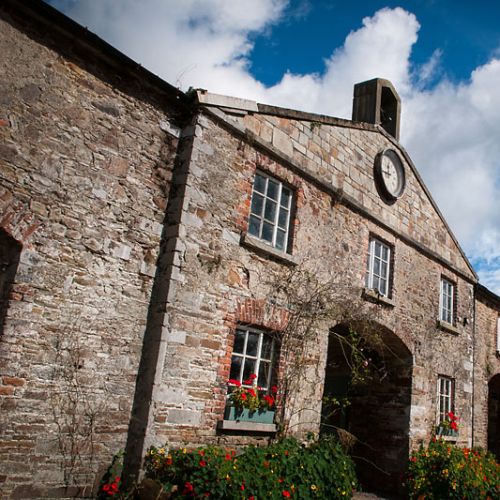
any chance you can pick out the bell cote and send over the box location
[352,78,401,141]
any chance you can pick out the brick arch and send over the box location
[321,321,413,496]
[0,189,41,245]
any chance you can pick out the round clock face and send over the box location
[375,149,405,201]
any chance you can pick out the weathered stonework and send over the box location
[1,0,499,497]
[0,2,188,496]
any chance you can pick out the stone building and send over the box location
[1,0,499,497]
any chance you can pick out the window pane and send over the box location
[278,208,288,229]
[229,356,242,381]
[262,222,273,242]
[261,335,273,360]
[374,241,382,257]
[246,332,259,357]
[373,258,380,276]
[382,245,389,261]
[264,199,277,221]
[275,230,286,250]
[372,275,380,292]
[258,361,270,389]
[248,215,261,237]
[243,359,256,382]
[381,261,388,279]
[267,179,279,200]
[233,330,246,354]
[281,188,291,208]
[254,174,266,194]
[251,194,264,216]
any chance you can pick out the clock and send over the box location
[374,149,405,201]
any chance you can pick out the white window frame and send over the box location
[439,278,455,325]
[365,237,391,297]
[437,375,454,424]
[229,326,276,392]
[248,171,293,252]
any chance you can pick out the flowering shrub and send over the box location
[97,451,123,498]
[406,438,500,499]
[436,411,459,435]
[227,374,278,411]
[144,436,358,498]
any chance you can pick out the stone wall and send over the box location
[0,6,184,496]
[473,291,500,452]
[151,104,476,468]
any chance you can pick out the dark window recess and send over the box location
[0,229,22,335]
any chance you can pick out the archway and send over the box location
[0,228,22,336]
[321,322,413,496]
[488,374,500,460]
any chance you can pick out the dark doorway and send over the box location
[488,374,500,461]
[321,323,413,496]
[0,229,22,336]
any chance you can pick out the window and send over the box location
[439,278,455,324]
[229,327,277,391]
[437,376,455,424]
[365,237,391,297]
[248,171,292,252]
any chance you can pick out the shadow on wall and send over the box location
[0,228,22,336]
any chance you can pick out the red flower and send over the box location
[450,421,458,431]
[271,385,278,394]
[278,478,284,483]
[282,490,291,497]
[249,497,255,500]
[250,374,257,380]
[447,411,458,421]
[199,460,207,467]
[225,454,232,461]
[241,393,247,401]
[111,483,118,491]
[198,450,205,456]
[228,379,241,387]
[183,482,194,494]
[166,457,172,465]
[240,484,245,491]
[248,388,257,397]
[114,477,120,483]
[410,456,417,462]
[103,485,110,492]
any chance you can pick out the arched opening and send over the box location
[488,374,500,460]
[0,229,22,336]
[321,322,413,496]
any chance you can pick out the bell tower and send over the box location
[352,78,401,141]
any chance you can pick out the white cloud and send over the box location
[52,1,500,293]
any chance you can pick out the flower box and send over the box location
[224,406,275,424]
[436,426,458,438]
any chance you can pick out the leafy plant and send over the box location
[144,436,358,498]
[406,438,500,499]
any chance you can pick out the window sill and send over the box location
[362,288,395,308]
[437,320,460,335]
[240,233,298,266]
[218,420,277,433]
[437,435,458,442]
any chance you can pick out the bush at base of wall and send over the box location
[406,438,500,499]
[143,436,358,499]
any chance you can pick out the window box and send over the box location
[224,406,275,424]
[436,426,458,438]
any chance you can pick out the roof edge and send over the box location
[476,284,500,308]
[2,0,191,114]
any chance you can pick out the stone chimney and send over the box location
[352,78,401,141]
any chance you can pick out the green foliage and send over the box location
[97,451,123,498]
[406,438,500,499]
[144,436,358,499]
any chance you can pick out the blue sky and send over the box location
[49,0,500,293]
